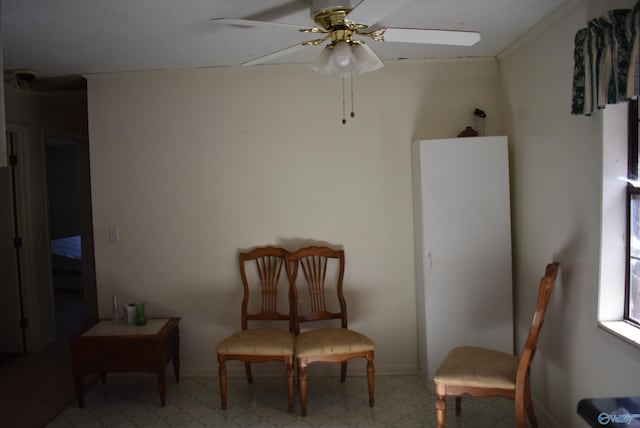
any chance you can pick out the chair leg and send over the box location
[340,361,347,383]
[455,396,461,415]
[366,355,375,407]
[244,362,253,384]
[435,385,446,428]
[286,358,294,413]
[298,360,308,417]
[218,357,227,410]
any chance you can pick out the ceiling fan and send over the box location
[212,0,481,76]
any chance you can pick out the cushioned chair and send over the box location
[285,246,375,416]
[216,246,294,412]
[433,262,559,428]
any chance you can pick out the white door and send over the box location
[0,132,25,353]
[414,136,513,382]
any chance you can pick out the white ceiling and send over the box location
[2,0,568,78]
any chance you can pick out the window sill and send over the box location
[599,321,640,350]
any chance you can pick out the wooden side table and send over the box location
[70,317,180,408]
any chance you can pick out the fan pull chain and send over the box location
[342,75,347,124]
[340,73,356,124]
[350,72,355,118]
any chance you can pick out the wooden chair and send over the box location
[285,246,375,416]
[216,246,295,412]
[433,262,559,428]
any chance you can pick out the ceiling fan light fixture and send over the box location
[351,43,384,75]
[310,41,355,76]
[332,41,354,68]
[310,40,382,76]
[310,45,335,74]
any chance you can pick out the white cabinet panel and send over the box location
[412,136,513,384]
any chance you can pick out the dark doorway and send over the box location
[45,135,96,343]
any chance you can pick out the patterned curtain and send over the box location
[572,3,640,115]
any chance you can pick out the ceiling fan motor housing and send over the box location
[310,0,356,29]
[310,0,357,15]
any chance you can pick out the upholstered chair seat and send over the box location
[216,329,294,356]
[434,346,518,389]
[295,327,374,358]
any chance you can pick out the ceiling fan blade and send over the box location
[242,42,312,66]
[245,0,310,22]
[346,0,413,27]
[212,18,313,31]
[376,28,480,46]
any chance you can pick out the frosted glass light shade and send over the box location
[310,41,383,76]
[352,44,384,75]
[310,46,335,74]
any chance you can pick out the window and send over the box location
[599,101,640,348]
[628,99,640,325]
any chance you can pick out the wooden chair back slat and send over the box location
[301,255,329,313]
[286,246,347,332]
[255,255,284,313]
[239,246,290,329]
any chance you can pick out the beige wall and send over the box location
[499,0,640,426]
[86,58,502,376]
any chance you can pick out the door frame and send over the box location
[4,124,98,352]
[0,126,28,352]
[5,122,56,352]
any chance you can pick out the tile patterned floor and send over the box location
[47,375,516,427]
